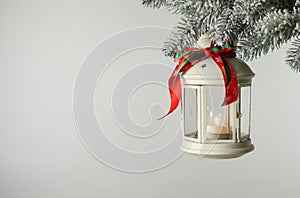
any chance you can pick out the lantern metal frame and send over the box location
[180,57,255,159]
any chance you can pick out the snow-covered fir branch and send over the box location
[141,0,300,72]
[287,37,300,72]
[238,6,300,61]
[141,0,167,8]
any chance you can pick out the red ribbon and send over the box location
[160,45,238,119]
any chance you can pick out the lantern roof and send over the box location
[182,35,255,86]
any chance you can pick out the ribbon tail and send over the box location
[158,72,182,120]
[206,49,239,106]
[221,61,239,106]
[159,51,208,120]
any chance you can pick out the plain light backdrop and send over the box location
[1,0,300,198]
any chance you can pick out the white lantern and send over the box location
[180,36,255,159]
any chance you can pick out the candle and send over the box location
[207,111,230,134]
[207,125,230,134]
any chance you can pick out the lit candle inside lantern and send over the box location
[207,111,230,134]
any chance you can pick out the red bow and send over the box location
[160,44,238,119]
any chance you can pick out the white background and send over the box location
[1,0,300,197]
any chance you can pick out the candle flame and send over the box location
[209,111,223,126]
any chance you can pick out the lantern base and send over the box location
[180,139,254,159]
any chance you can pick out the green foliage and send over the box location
[141,0,300,72]
[287,38,300,72]
[141,0,167,8]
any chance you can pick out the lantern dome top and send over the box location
[182,35,255,86]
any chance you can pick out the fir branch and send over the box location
[141,0,300,72]
[241,0,294,24]
[238,7,300,61]
[141,0,167,8]
[163,17,200,56]
[212,1,244,43]
[286,37,300,72]
[163,0,238,55]
[165,0,222,16]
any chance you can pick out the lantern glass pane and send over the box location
[184,87,197,138]
[240,86,251,140]
[205,86,233,140]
